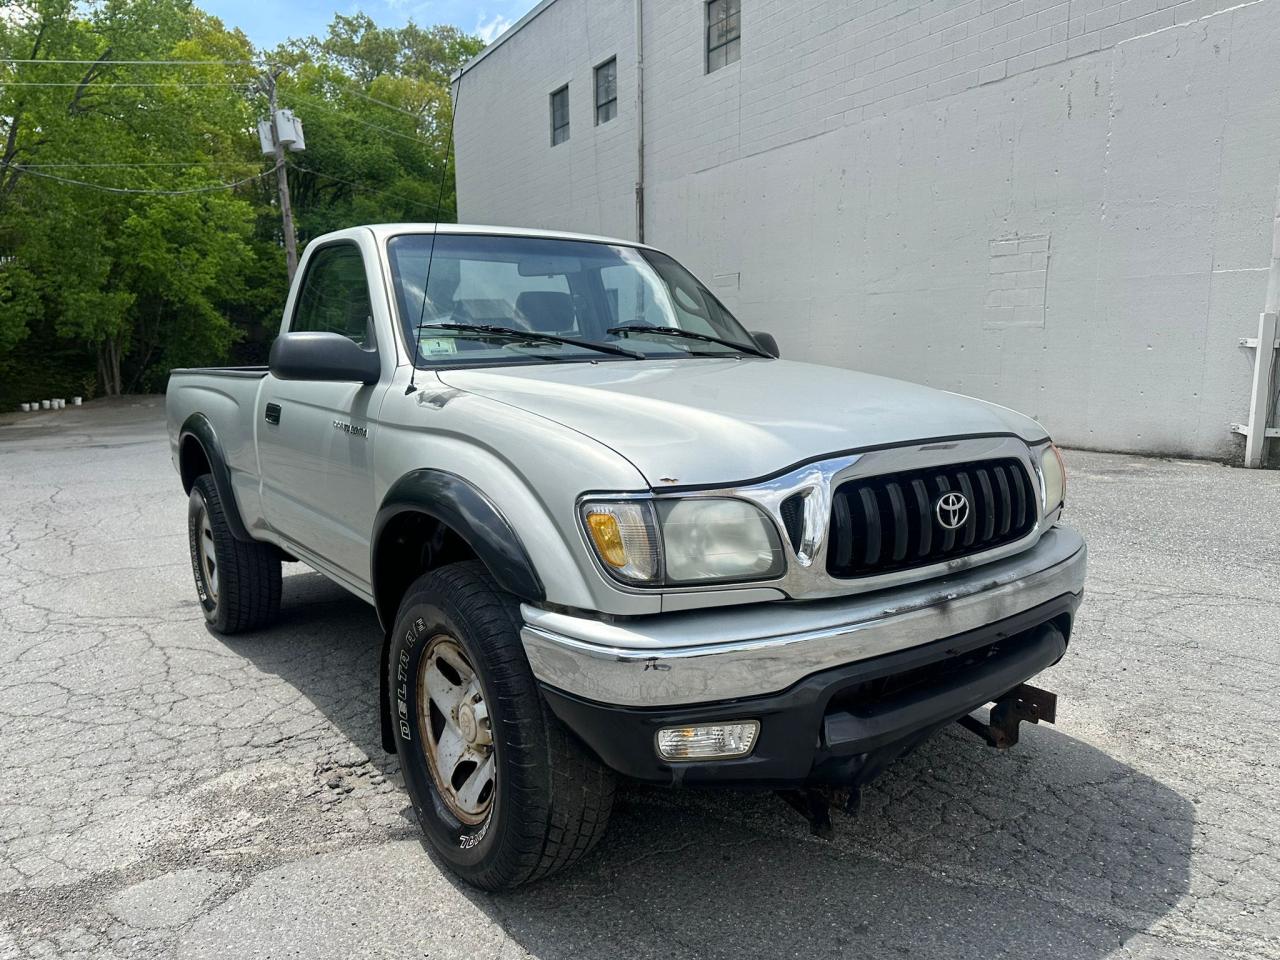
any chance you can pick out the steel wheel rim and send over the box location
[196,503,219,604]
[418,635,495,825]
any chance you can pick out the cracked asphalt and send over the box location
[1,396,1277,959]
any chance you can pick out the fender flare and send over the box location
[178,413,252,541]
[371,468,546,627]
[373,469,547,756]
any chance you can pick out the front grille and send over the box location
[827,457,1037,578]
[779,493,805,551]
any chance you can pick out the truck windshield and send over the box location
[386,233,762,366]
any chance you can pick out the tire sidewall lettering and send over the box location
[390,599,500,863]
[187,486,217,620]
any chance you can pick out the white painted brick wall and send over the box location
[455,0,1280,459]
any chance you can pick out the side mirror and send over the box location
[269,332,381,384]
[751,331,780,358]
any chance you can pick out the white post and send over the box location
[1244,311,1278,467]
[1240,164,1280,467]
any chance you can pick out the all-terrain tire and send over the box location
[187,475,282,634]
[389,560,615,890]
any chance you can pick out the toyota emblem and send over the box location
[935,491,969,530]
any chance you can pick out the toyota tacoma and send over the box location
[166,224,1085,889]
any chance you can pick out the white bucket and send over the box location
[19,403,30,412]
[72,397,82,406]
[41,400,51,410]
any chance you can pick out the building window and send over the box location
[550,85,570,145]
[595,57,618,125]
[706,0,740,73]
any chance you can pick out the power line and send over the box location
[0,57,266,65]
[334,84,427,120]
[288,163,436,211]
[0,80,249,88]
[0,159,282,195]
[283,89,436,148]
[10,161,257,168]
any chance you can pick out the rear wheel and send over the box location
[389,560,614,890]
[187,475,281,633]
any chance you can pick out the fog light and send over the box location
[655,721,759,761]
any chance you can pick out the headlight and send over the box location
[581,497,785,586]
[657,498,784,583]
[1040,443,1066,513]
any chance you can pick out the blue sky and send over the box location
[200,0,539,51]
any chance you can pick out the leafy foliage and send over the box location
[0,1,482,406]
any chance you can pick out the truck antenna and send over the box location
[407,73,462,395]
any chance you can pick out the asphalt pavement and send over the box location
[0,397,1276,959]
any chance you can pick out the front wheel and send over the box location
[389,561,614,890]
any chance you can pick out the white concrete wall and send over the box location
[455,0,1280,459]
[454,0,639,241]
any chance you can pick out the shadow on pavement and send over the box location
[224,570,1193,960]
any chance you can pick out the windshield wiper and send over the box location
[417,322,644,360]
[607,324,772,359]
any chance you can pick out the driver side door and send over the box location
[258,238,389,592]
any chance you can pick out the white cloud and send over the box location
[476,13,514,44]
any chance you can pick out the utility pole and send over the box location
[258,68,299,281]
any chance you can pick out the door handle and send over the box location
[264,402,281,425]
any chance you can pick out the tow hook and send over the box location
[957,683,1058,749]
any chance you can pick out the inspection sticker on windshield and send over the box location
[419,338,457,357]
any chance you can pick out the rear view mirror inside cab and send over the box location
[517,256,584,277]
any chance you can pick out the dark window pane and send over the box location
[292,245,374,346]
[706,0,740,72]
[594,58,617,125]
[550,86,569,144]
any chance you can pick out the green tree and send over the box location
[267,16,482,250]
[1,0,264,396]
[0,1,483,407]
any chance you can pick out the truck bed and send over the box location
[167,367,271,541]
[169,366,269,378]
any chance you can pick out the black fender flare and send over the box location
[371,469,546,629]
[373,469,546,754]
[178,413,252,541]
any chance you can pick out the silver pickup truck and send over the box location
[167,223,1085,889]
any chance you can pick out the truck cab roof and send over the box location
[343,222,651,250]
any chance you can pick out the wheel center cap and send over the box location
[458,703,478,745]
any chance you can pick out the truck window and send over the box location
[290,243,376,347]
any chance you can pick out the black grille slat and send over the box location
[858,487,881,566]
[1010,464,1027,531]
[993,466,1013,537]
[975,468,996,543]
[910,478,932,557]
[885,482,909,562]
[832,492,853,568]
[828,457,1037,579]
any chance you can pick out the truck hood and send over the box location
[438,358,1048,487]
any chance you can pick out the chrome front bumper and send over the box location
[521,525,1086,707]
